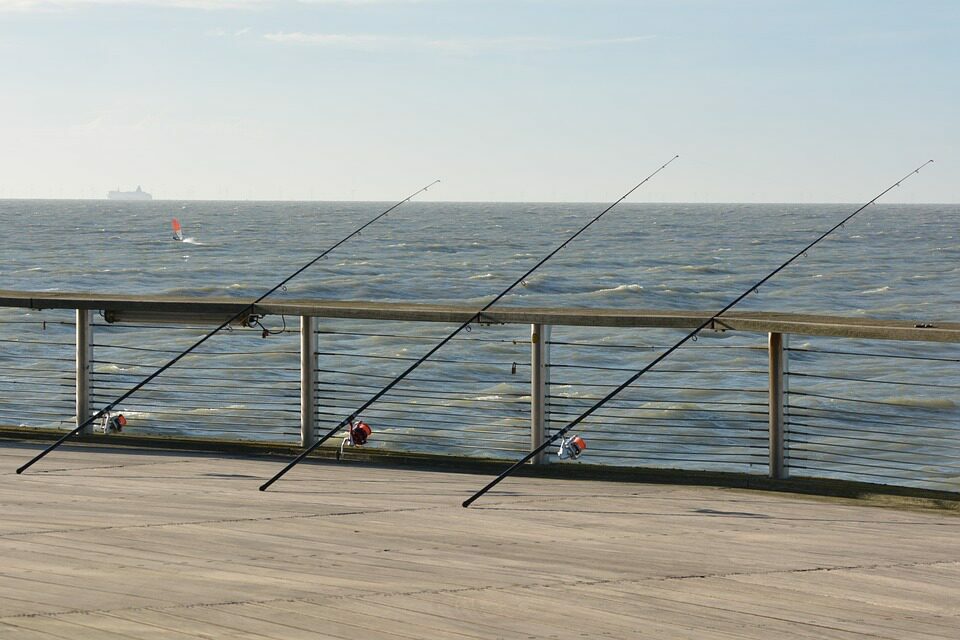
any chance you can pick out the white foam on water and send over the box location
[592,283,644,295]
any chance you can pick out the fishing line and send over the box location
[16,180,440,474]
[462,160,934,508]
[259,155,680,491]
[249,313,288,337]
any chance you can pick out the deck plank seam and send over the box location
[0,505,447,539]
[3,558,957,623]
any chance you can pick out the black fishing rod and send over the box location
[462,160,934,508]
[259,155,680,491]
[16,180,440,474]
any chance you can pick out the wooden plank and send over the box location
[605,575,960,639]
[3,444,960,639]
[0,621,62,640]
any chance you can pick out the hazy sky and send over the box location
[1,0,956,202]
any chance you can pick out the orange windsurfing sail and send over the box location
[171,218,183,241]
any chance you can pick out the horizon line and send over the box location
[0,197,954,206]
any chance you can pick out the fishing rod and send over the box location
[259,155,680,491]
[462,160,934,508]
[16,180,440,474]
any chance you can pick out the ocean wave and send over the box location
[591,283,644,296]
[184,405,248,415]
[883,397,957,410]
[680,264,726,274]
[469,273,495,280]
[861,286,891,294]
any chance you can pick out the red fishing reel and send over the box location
[349,420,372,446]
[339,419,372,460]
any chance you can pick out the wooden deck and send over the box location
[2,442,959,639]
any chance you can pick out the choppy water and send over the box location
[3,200,958,316]
[1,199,958,488]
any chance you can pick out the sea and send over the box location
[1,200,958,488]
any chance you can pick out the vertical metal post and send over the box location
[530,323,551,464]
[76,309,93,435]
[768,332,788,479]
[300,315,318,448]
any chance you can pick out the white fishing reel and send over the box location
[557,434,587,460]
[99,411,127,434]
[338,419,372,460]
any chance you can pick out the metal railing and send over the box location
[90,316,302,442]
[546,328,770,472]
[785,337,960,491]
[1,290,958,492]
[0,308,76,429]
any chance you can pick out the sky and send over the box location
[0,0,956,203]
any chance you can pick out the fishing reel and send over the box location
[338,419,372,460]
[557,434,587,460]
[99,411,127,434]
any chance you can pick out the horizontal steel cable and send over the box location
[317,329,525,344]
[788,347,960,363]
[90,381,299,396]
[548,363,767,374]
[787,450,958,475]
[789,425,960,451]
[314,399,525,422]
[789,390,954,410]
[314,349,523,368]
[787,410,956,434]
[316,368,526,388]
[92,342,299,356]
[786,402,955,424]
[789,371,960,390]
[317,382,526,399]
[778,462,949,484]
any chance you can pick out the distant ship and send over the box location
[108,185,152,201]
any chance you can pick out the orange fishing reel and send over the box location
[101,412,127,434]
[557,434,586,460]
